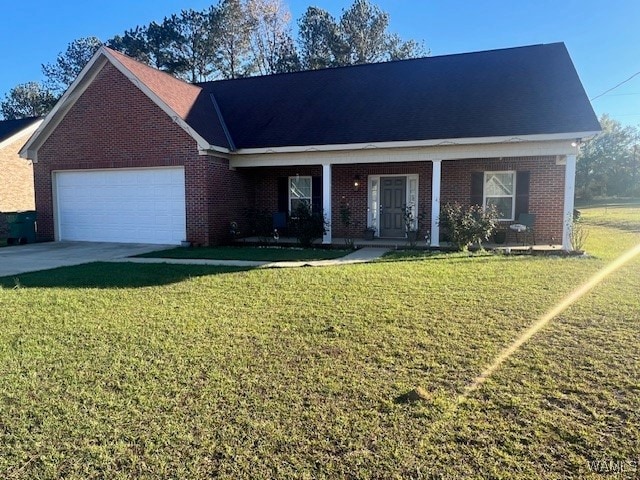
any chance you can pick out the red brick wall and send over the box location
[35,61,248,245]
[208,157,253,245]
[331,162,432,237]
[242,157,564,243]
[239,165,321,237]
[242,162,432,238]
[441,156,565,243]
[248,165,322,214]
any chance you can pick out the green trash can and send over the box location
[6,211,37,245]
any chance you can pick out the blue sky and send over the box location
[1,0,638,126]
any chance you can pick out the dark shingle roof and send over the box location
[184,91,234,149]
[192,42,599,150]
[0,117,41,143]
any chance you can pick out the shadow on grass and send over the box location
[575,198,640,208]
[585,223,640,233]
[0,262,252,289]
[378,253,482,263]
[377,250,597,264]
[136,245,351,262]
[581,219,640,232]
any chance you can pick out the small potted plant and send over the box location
[493,228,507,245]
[402,203,424,246]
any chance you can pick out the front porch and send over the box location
[234,151,577,251]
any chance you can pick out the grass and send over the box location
[578,199,640,232]
[0,206,638,478]
[575,196,640,207]
[136,245,351,262]
[381,249,491,262]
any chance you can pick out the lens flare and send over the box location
[458,242,640,405]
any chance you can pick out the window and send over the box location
[289,176,312,213]
[369,177,379,229]
[484,171,515,220]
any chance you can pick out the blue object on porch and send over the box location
[272,212,287,233]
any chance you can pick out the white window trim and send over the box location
[483,170,516,221]
[367,174,419,236]
[288,175,312,214]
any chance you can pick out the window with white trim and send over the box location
[289,176,312,213]
[369,177,379,229]
[484,171,515,220]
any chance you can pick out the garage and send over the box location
[54,167,186,245]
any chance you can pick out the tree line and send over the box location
[577,115,640,199]
[0,0,425,120]
[3,1,636,199]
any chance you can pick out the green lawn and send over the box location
[578,199,640,232]
[137,245,351,262]
[0,207,638,478]
[575,196,640,207]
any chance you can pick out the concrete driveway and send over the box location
[0,241,168,277]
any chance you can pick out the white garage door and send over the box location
[55,167,186,245]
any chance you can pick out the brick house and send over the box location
[1,117,41,213]
[0,117,42,236]
[20,43,600,249]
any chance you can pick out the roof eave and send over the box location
[232,130,602,155]
[0,119,43,151]
[200,145,232,156]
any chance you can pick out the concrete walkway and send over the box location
[0,241,170,277]
[111,247,390,269]
[0,243,389,278]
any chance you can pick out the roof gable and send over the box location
[106,48,232,150]
[106,49,200,120]
[20,47,231,160]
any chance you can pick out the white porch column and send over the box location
[322,163,332,244]
[562,154,577,251]
[430,159,442,247]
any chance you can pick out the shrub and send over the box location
[290,201,328,247]
[401,203,427,247]
[439,203,498,251]
[339,202,357,249]
[569,217,589,252]
[244,207,274,241]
